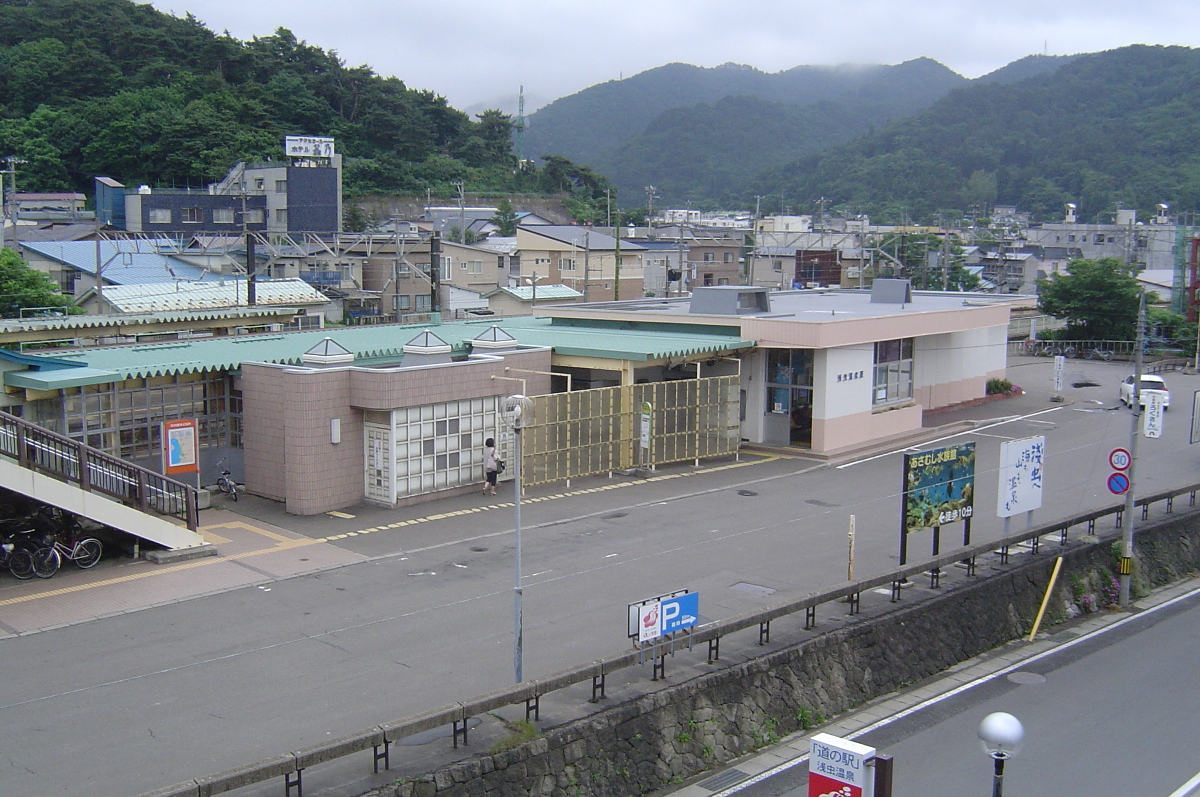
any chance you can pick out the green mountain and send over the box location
[749,45,1200,223]
[590,58,973,205]
[523,59,967,175]
[0,0,525,197]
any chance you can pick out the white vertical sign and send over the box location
[1190,390,1200,445]
[637,601,661,642]
[997,436,1045,518]
[1053,355,1065,392]
[1144,392,1164,438]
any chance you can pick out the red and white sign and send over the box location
[1109,448,1131,471]
[809,733,876,797]
[637,601,661,642]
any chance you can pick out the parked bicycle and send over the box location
[1086,346,1114,361]
[215,460,239,502]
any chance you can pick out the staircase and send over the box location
[0,411,207,551]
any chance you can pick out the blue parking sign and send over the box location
[660,592,699,634]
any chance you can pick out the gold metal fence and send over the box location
[521,376,740,487]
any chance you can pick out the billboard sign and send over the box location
[284,136,335,158]
[809,733,876,797]
[997,436,1045,518]
[640,401,652,448]
[162,419,198,475]
[903,442,975,533]
[628,589,696,641]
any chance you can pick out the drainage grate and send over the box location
[699,769,750,791]
[1072,380,1100,388]
[737,489,758,497]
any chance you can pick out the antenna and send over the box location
[515,85,526,163]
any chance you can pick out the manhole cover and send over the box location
[737,489,757,497]
[806,499,838,507]
[1071,380,1100,388]
[602,512,628,520]
[1007,671,1047,685]
[470,546,488,552]
[730,582,776,598]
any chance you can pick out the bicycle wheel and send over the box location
[72,538,103,569]
[8,549,34,580]
[32,547,60,579]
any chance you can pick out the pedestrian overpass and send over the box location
[0,410,208,551]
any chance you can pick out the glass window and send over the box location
[213,208,234,224]
[275,180,287,193]
[873,338,914,406]
[148,208,171,224]
[560,257,576,272]
[181,207,202,223]
[275,208,287,224]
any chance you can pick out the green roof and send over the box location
[5,316,755,388]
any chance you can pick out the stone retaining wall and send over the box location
[366,513,1200,797]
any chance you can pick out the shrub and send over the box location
[986,378,1013,395]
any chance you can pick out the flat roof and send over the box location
[542,288,1026,324]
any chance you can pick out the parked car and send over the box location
[1119,374,1170,409]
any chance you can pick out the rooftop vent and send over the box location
[301,337,354,366]
[870,279,912,304]
[688,286,770,315]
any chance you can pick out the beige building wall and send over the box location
[240,348,553,515]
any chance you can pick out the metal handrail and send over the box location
[0,410,198,531]
[134,479,1200,797]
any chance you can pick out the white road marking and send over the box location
[836,407,1064,469]
[1168,771,1200,797]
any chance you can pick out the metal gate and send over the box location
[520,376,739,487]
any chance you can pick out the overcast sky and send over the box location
[150,0,1200,114]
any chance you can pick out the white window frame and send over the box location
[148,208,171,224]
[213,207,235,224]
[872,338,914,407]
[560,257,577,272]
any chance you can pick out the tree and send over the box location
[0,248,74,319]
[488,197,518,236]
[1036,257,1140,340]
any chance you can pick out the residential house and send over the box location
[515,226,645,301]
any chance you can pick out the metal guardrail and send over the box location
[135,479,1200,797]
[0,411,199,532]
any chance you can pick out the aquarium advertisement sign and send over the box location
[903,442,975,534]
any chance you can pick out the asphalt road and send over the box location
[744,583,1200,797]
[3,357,1199,797]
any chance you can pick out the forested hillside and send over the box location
[0,0,528,197]
[590,58,970,205]
[748,45,1200,223]
[522,59,967,175]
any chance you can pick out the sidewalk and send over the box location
[0,362,1059,639]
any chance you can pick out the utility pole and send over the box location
[614,208,624,301]
[645,185,657,222]
[1119,292,1146,606]
[582,232,591,302]
[2,156,27,250]
[430,231,441,314]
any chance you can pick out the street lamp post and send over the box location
[500,394,533,683]
[978,712,1024,797]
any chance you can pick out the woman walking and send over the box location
[483,437,498,495]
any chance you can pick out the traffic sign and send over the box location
[660,592,699,634]
[1144,392,1164,438]
[1107,472,1130,495]
[1109,448,1131,471]
[809,733,876,797]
